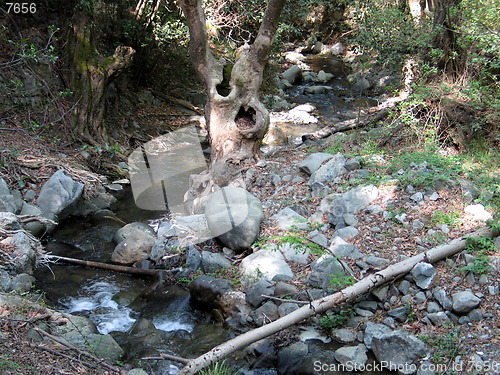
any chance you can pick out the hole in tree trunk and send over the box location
[235,106,256,129]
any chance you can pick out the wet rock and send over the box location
[277,341,308,375]
[305,85,332,94]
[364,322,392,350]
[113,222,156,244]
[240,249,294,282]
[190,276,232,310]
[111,231,155,265]
[298,153,334,175]
[317,70,334,82]
[334,344,368,367]
[452,291,481,313]
[307,254,350,289]
[201,251,231,273]
[246,279,275,307]
[281,64,302,83]
[205,187,264,251]
[36,169,84,220]
[309,153,347,185]
[371,330,426,374]
[411,262,437,290]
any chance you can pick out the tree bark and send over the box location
[69,13,135,144]
[176,226,497,375]
[178,0,285,204]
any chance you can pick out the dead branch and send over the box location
[176,226,498,375]
[142,353,191,364]
[42,254,174,277]
[260,295,309,305]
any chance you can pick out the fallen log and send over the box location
[176,226,498,375]
[43,254,173,277]
[302,109,389,142]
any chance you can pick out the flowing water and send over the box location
[35,55,390,375]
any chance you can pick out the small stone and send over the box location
[411,262,437,290]
[427,301,441,313]
[426,312,451,326]
[452,291,481,313]
[388,306,410,322]
[331,328,356,344]
[410,192,424,202]
[428,192,440,201]
[467,308,483,321]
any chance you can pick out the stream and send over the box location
[35,55,389,375]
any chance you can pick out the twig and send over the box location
[142,353,191,364]
[33,344,98,370]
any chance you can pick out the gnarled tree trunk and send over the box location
[178,0,285,211]
[69,14,135,144]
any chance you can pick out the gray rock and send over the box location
[9,273,35,293]
[410,192,424,202]
[309,153,347,185]
[467,308,483,321]
[387,306,410,322]
[111,230,155,265]
[36,169,84,219]
[252,300,279,326]
[317,70,333,82]
[464,204,493,221]
[185,246,201,270]
[246,279,275,307]
[0,178,9,195]
[127,369,149,375]
[201,251,231,273]
[330,42,345,55]
[343,214,359,226]
[371,285,389,302]
[330,236,363,259]
[365,255,390,267]
[305,85,333,94]
[3,232,37,274]
[274,282,298,297]
[309,231,328,247]
[427,301,441,313]
[189,276,232,310]
[0,270,11,292]
[205,187,264,251]
[398,280,411,294]
[281,65,302,84]
[364,322,392,350]
[356,300,378,313]
[307,254,350,289]
[277,341,308,375]
[19,202,46,236]
[270,207,310,230]
[0,212,20,230]
[333,226,359,240]
[0,194,16,213]
[297,153,334,175]
[240,249,294,282]
[174,214,213,244]
[371,330,426,374]
[334,344,368,367]
[113,222,156,244]
[278,242,310,264]
[433,287,452,311]
[278,302,299,317]
[452,291,481,313]
[411,262,437,289]
[426,312,451,326]
[331,328,356,344]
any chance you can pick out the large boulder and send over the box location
[111,230,155,265]
[205,187,264,251]
[452,290,481,313]
[36,170,84,220]
[189,275,233,310]
[298,153,334,175]
[371,330,426,374]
